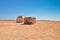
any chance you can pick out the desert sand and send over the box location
[0,20,60,40]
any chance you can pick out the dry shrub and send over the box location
[16,16,25,23]
[24,17,36,24]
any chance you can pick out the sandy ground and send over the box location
[0,20,60,40]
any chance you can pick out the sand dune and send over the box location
[0,20,60,40]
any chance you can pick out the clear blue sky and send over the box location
[0,0,60,21]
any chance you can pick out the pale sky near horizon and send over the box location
[0,0,60,21]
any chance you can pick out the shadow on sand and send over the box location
[21,23,33,25]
